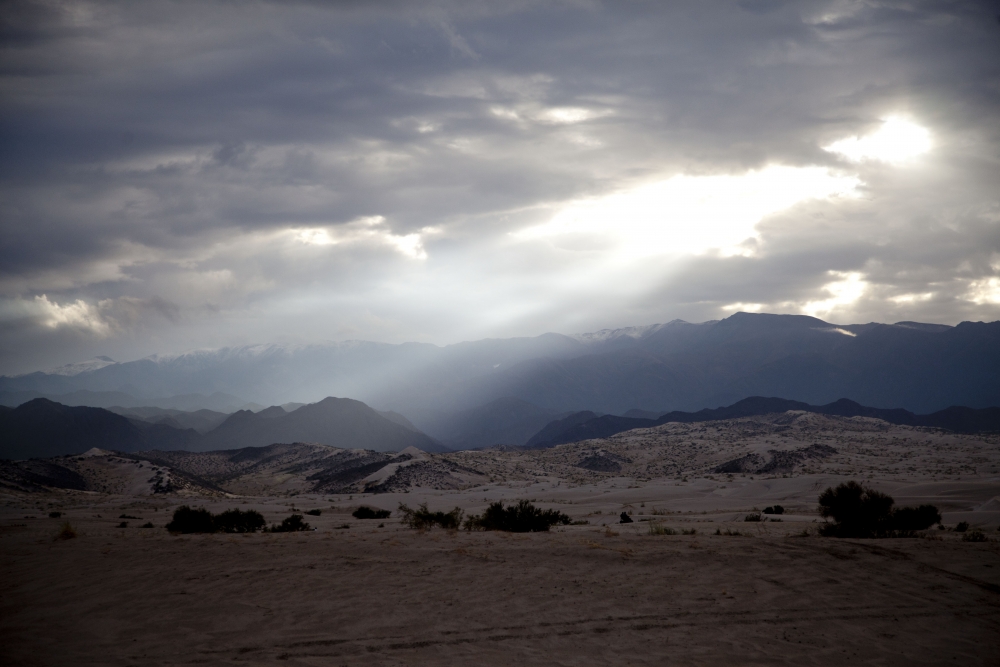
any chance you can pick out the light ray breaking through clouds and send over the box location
[0,0,998,374]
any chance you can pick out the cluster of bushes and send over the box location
[763,505,784,515]
[398,503,464,530]
[268,514,311,532]
[353,506,391,520]
[818,481,941,538]
[649,524,696,536]
[397,500,570,533]
[465,500,571,533]
[165,506,280,534]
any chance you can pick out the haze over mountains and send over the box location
[3,313,998,415]
[2,313,998,458]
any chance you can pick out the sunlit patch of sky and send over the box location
[0,1,997,372]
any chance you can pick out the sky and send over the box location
[1,0,999,375]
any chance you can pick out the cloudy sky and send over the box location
[1,0,999,374]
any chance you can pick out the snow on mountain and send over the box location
[571,321,686,344]
[45,356,117,376]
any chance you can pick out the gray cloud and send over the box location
[0,0,998,374]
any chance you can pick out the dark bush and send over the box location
[118,521,128,528]
[141,522,154,528]
[353,506,391,520]
[619,511,633,524]
[48,511,62,518]
[891,505,941,532]
[305,509,322,516]
[399,503,463,530]
[119,514,142,520]
[819,481,894,537]
[165,506,267,534]
[819,481,941,537]
[962,530,987,542]
[763,505,784,515]
[955,521,969,533]
[269,514,311,532]
[215,509,266,533]
[464,500,571,533]
[166,506,216,534]
[744,511,762,522]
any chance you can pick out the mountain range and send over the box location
[525,396,1000,449]
[0,396,439,460]
[2,314,997,424]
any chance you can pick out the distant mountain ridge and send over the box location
[0,399,200,460]
[2,313,998,419]
[0,396,441,460]
[525,396,1000,448]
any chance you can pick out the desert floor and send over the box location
[2,479,999,667]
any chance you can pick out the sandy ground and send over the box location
[3,412,1000,665]
[2,488,999,666]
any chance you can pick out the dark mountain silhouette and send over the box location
[195,396,440,453]
[0,399,199,460]
[0,389,249,412]
[526,396,1000,448]
[415,397,566,449]
[1,396,443,459]
[524,411,599,448]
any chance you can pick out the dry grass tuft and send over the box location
[55,521,77,540]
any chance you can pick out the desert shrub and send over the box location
[571,519,589,525]
[819,482,942,538]
[619,512,634,524]
[166,506,216,534]
[682,528,697,535]
[118,521,128,528]
[55,521,76,540]
[352,506,391,520]
[141,522,154,528]
[818,481,895,537]
[397,503,464,530]
[649,523,677,535]
[744,511,762,522]
[119,514,142,520]
[305,509,322,516]
[215,509,266,533]
[891,505,941,532]
[269,514,311,532]
[955,521,969,533]
[962,530,987,543]
[715,528,745,536]
[763,505,784,515]
[464,500,570,533]
[48,511,62,518]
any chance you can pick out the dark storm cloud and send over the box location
[0,0,998,373]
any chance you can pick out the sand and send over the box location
[2,411,999,665]
[1,497,999,666]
